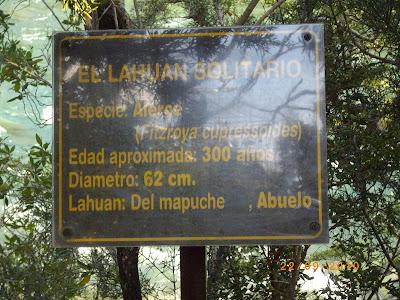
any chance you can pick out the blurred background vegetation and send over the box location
[0,0,399,299]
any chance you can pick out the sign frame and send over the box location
[53,25,328,247]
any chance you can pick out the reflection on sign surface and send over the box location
[53,25,328,246]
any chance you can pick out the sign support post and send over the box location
[180,246,207,300]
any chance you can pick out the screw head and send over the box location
[309,222,320,232]
[62,227,73,237]
[303,32,312,42]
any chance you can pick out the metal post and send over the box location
[180,246,206,300]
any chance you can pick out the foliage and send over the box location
[0,135,181,298]
[0,8,51,125]
[1,0,399,299]
[0,137,83,298]
[62,0,98,20]
[321,0,400,298]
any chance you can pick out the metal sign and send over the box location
[53,25,328,246]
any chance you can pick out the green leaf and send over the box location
[14,81,21,92]
[7,95,22,102]
[79,274,91,286]
[35,134,42,145]
[26,223,35,232]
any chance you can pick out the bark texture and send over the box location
[117,247,142,300]
[85,2,141,299]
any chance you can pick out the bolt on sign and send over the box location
[53,25,328,247]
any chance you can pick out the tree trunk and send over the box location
[287,245,309,299]
[117,247,142,300]
[297,0,315,23]
[84,0,133,30]
[85,2,141,299]
[207,246,232,299]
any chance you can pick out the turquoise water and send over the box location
[0,0,190,149]
[1,0,71,149]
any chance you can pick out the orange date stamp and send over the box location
[278,260,361,272]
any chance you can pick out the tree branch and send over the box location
[366,262,394,300]
[350,28,376,43]
[350,34,399,66]
[213,0,224,25]
[361,196,400,278]
[112,4,119,29]
[256,0,287,25]
[236,0,260,25]
[338,7,399,66]
[98,3,112,22]
[41,0,66,31]
[133,0,142,28]
[5,58,52,87]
